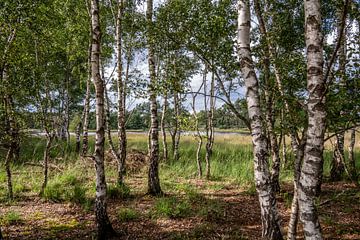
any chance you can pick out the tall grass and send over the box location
[0,132,359,201]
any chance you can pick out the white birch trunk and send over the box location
[147,0,162,196]
[297,0,325,238]
[90,0,115,238]
[237,1,283,239]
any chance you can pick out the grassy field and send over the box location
[0,132,359,239]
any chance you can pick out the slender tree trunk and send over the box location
[330,6,347,182]
[75,122,82,153]
[205,70,215,180]
[91,0,115,238]
[348,128,357,180]
[5,147,13,199]
[161,93,168,161]
[297,1,325,238]
[172,92,180,161]
[40,132,54,195]
[82,42,92,156]
[146,0,162,196]
[330,133,345,181]
[0,226,3,240]
[2,70,20,199]
[116,0,127,186]
[191,84,203,178]
[238,1,283,239]
[105,80,122,166]
[253,0,284,193]
[64,73,70,144]
[287,131,307,240]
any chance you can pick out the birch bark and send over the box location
[297,0,325,238]
[237,1,283,239]
[91,0,115,238]
[147,0,162,196]
[116,0,127,185]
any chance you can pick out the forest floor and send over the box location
[1,174,359,240]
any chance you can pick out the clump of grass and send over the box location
[117,208,140,222]
[281,192,293,208]
[151,196,192,219]
[43,172,87,204]
[1,211,23,225]
[107,183,131,199]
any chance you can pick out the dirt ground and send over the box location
[1,178,359,240]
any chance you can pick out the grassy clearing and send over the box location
[1,132,359,203]
[0,132,359,239]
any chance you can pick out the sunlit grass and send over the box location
[0,131,359,202]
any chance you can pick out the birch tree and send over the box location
[237,1,283,239]
[116,0,127,185]
[90,0,115,238]
[147,0,162,196]
[297,0,325,238]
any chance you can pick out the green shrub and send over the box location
[117,208,140,222]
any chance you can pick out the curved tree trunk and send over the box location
[297,1,325,238]
[238,1,283,239]
[330,133,345,181]
[146,0,162,196]
[91,0,115,238]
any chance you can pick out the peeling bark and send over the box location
[237,1,283,239]
[91,0,115,238]
[297,1,325,238]
[116,0,127,185]
[147,0,162,196]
